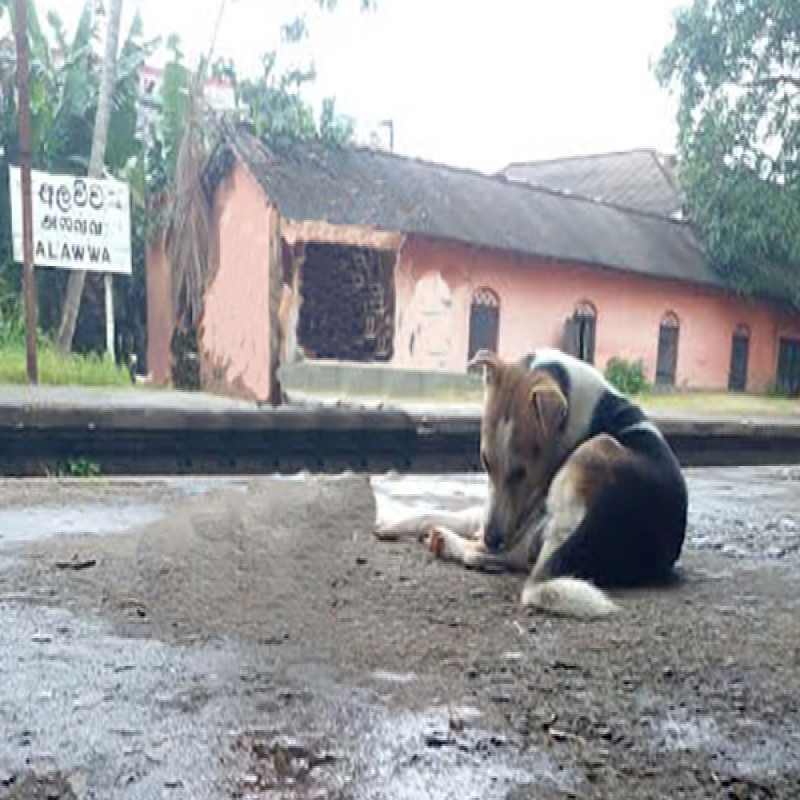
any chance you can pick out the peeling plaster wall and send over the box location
[145,234,173,385]
[199,162,279,403]
[394,268,455,371]
[392,235,800,392]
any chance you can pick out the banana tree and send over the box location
[55,0,123,353]
[0,0,154,350]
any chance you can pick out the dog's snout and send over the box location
[484,517,504,552]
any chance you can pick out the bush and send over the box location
[764,380,794,399]
[604,357,649,395]
[0,280,25,349]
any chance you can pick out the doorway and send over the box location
[468,288,500,360]
[776,337,800,397]
[728,324,750,392]
[655,311,680,387]
[562,301,596,363]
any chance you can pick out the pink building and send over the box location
[147,137,800,403]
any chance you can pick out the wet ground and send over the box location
[0,468,799,799]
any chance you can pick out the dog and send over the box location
[374,348,688,618]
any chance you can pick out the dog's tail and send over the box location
[521,576,619,619]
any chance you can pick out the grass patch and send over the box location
[638,391,800,416]
[64,458,102,478]
[0,343,132,387]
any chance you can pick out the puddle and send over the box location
[659,712,721,752]
[371,474,487,526]
[0,604,557,800]
[0,604,252,799]
[174,478,249,499]
[0,504,165,545]
[372,474,487,504]
[174,474,356,500]
[370,670,417,685]
[353,705,566,800]
[654,711,800,776]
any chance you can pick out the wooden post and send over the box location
[104,273,115,357]
[13,0,38,384]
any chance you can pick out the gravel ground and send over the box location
[0,468,798,799]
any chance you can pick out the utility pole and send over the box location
[13,0,38,384]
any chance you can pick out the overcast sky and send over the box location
[35,0,689,173]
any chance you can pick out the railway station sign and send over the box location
[9,166,132,275]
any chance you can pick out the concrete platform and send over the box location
[0,383,258,412]
[2,385,800,475]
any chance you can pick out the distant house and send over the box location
[501,149,684,219]
[146,134,800,403]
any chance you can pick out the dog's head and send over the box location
[469,349,568,553]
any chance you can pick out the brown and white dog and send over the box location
[374,348,688,618]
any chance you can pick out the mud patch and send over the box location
[231,732,343,798]
[1,471,799,798]
[0,770,78,800]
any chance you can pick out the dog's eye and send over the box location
[507,466,527,487]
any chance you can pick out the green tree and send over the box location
[658,0,800,306]
[160,1,358,342]
[2,0,363,374]
[0,0,153,354]
[232,55,353,146]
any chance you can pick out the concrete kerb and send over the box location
[2,389,800,474]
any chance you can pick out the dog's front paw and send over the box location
[373,522,389,540]
[425,526,446,558]
[373,519,399,541]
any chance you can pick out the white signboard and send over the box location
[9,166,132,275]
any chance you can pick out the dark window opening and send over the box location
[468,288,500,360]
[562,301,596,363]
[655,311,680,387]
[776,337,800,397]
[728,324,750,392]
[296,243,395,362]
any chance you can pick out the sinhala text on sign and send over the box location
[9,167,132,276]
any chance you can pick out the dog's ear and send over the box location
[530,378,567,439]
[467,349,503,386]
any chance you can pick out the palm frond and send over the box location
[164,0,227,328]
[165,86,211,328]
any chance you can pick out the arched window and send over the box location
[468,288,500,360]
[729,323,750,392]
[655,311,680,387]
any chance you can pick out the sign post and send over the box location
[13,0,38,384]
[9,168,132,357]
[104,274,114,357]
